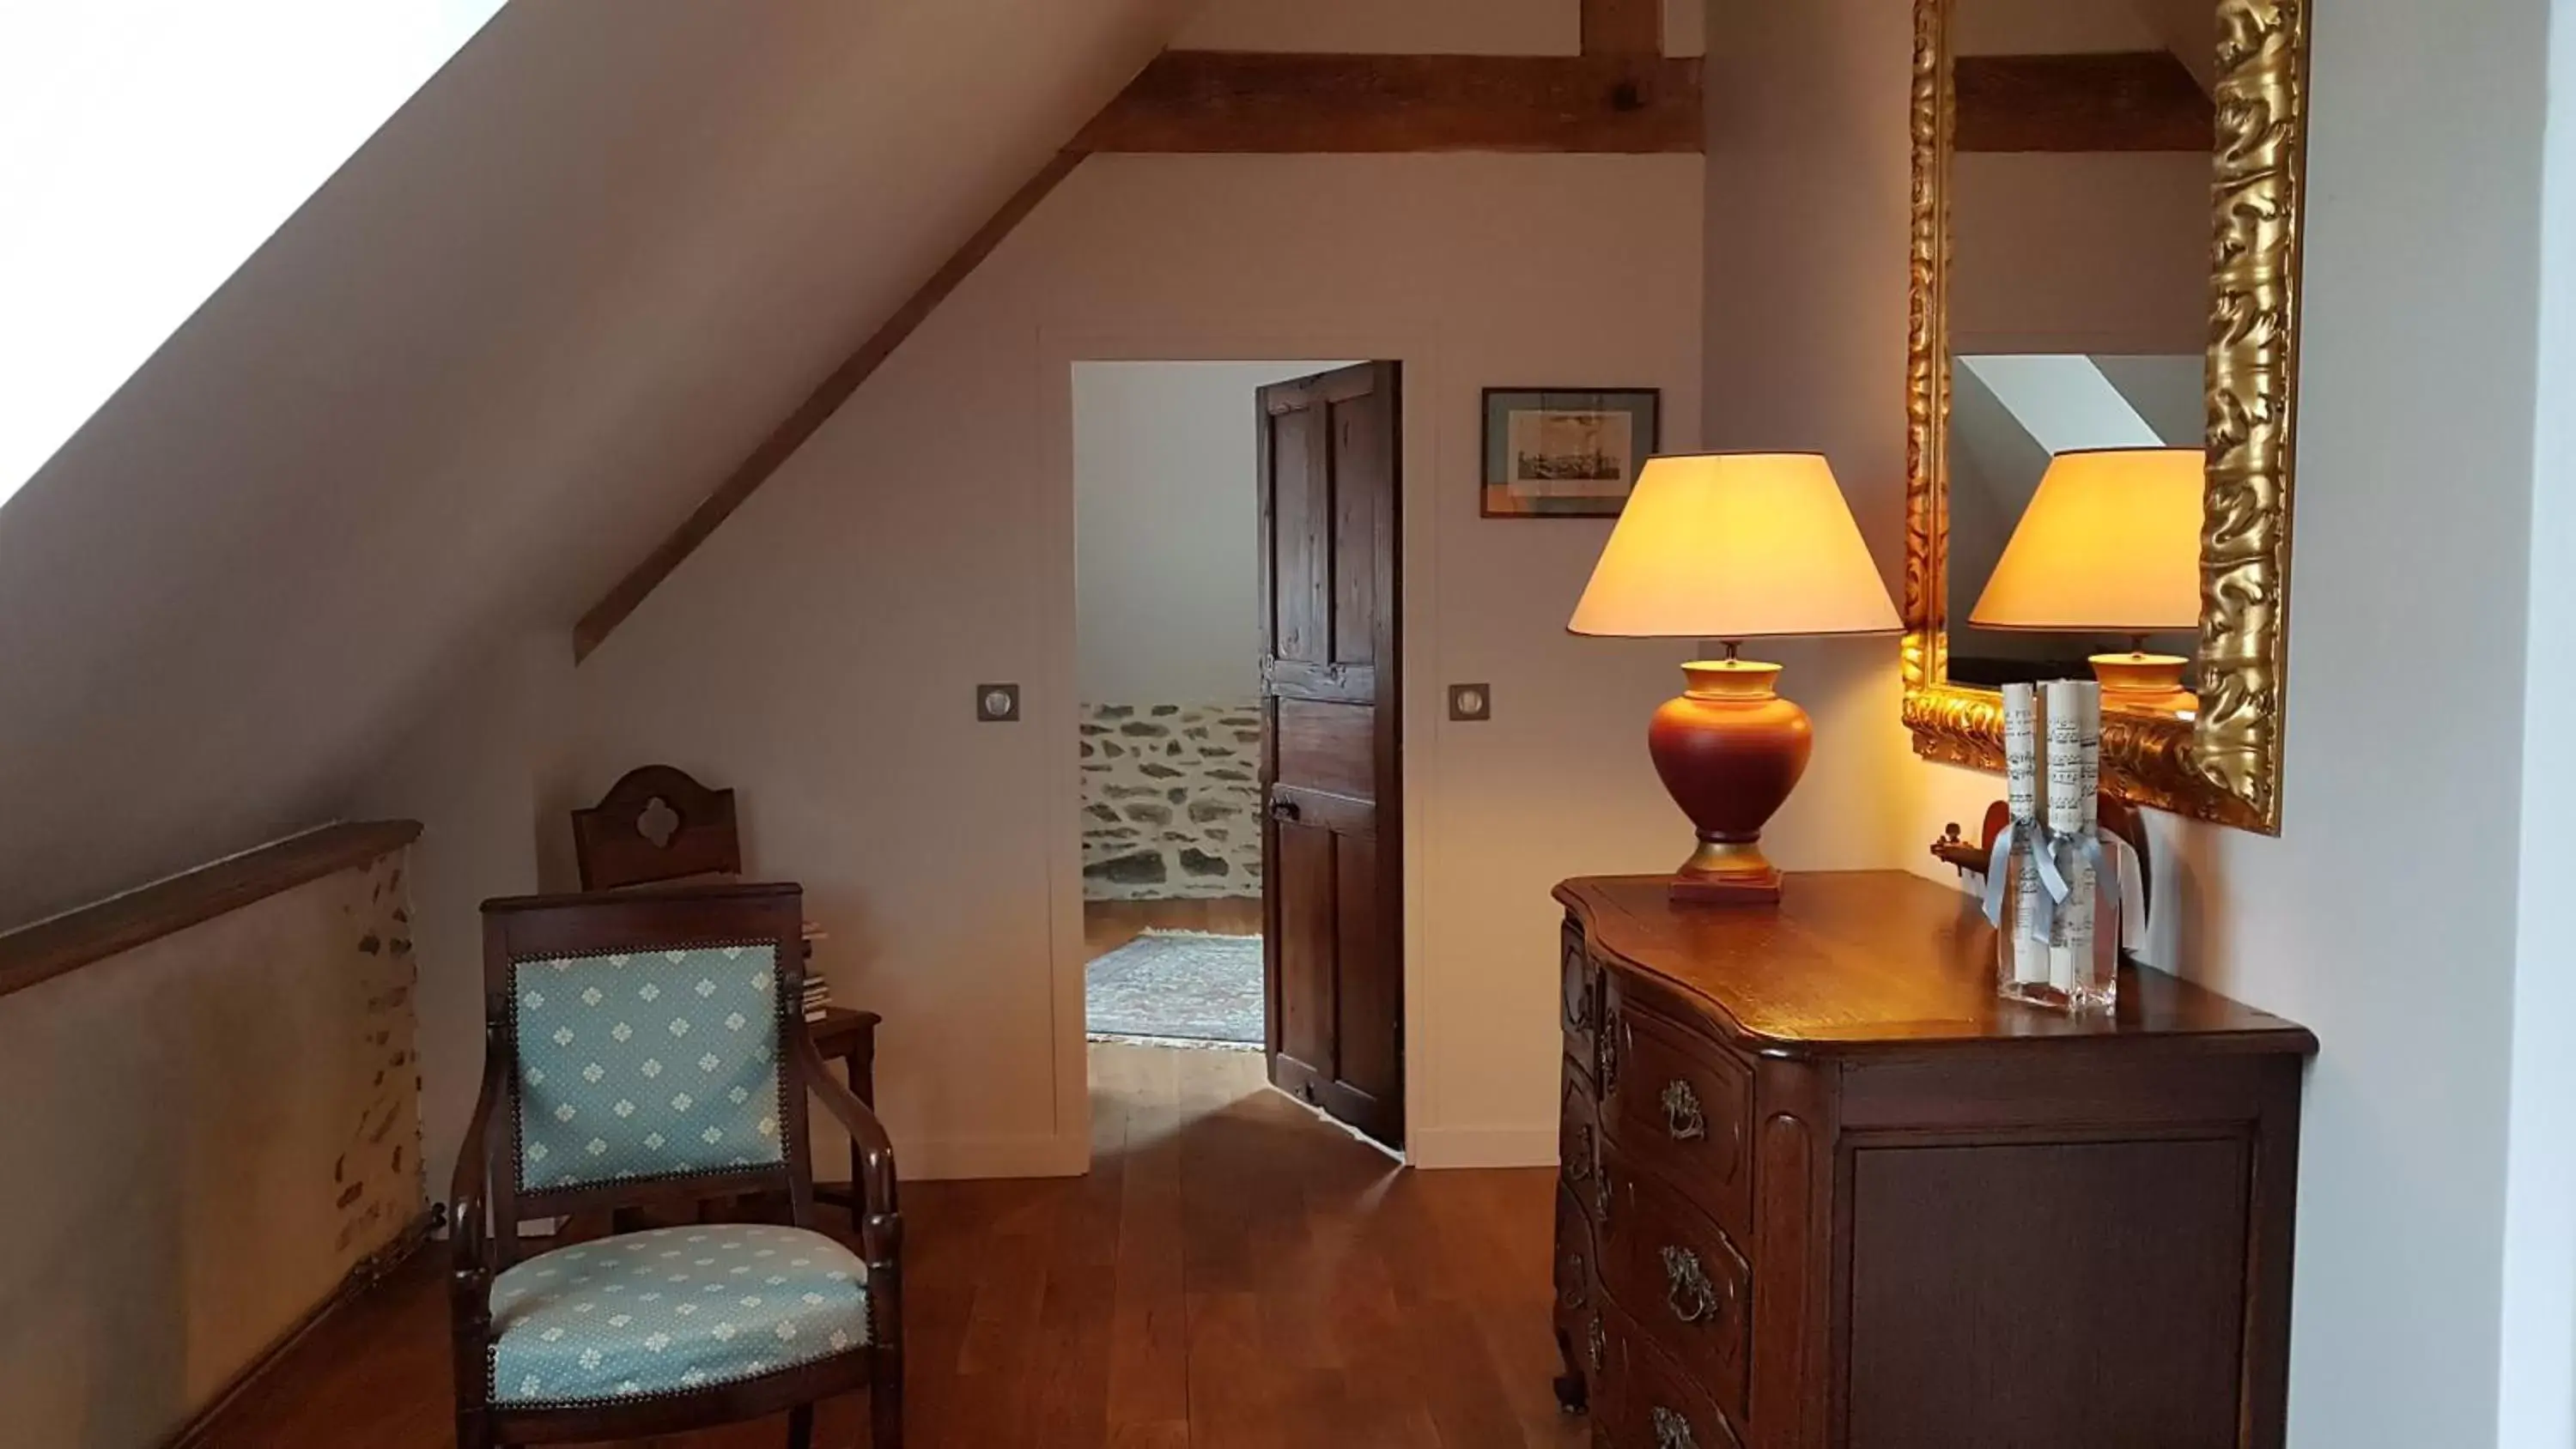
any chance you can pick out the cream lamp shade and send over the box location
[1969,446,2205,632]
[1568,452,1901,639]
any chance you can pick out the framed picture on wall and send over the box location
[1479,387,1661,518]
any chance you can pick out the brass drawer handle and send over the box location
[1599,1012,1623,1096]
[1661,1245,1720,1325]
[1660,1079,1706,1141]
[1651,1404,1697,1449]
[1588,1313,1607,1373]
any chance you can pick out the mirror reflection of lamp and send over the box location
[1968,446,2205,714]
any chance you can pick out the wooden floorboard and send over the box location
[192,1044,1578,1447]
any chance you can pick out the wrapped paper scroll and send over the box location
[1990,678,2117,1012]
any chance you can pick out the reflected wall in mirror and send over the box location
[1903,0,2307,832]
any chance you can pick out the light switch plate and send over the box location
[975,682,1021,723]
[1448,682,1492,722]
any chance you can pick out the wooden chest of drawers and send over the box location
[1551,873,2317,1449]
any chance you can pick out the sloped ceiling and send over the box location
[0,0,1190,927]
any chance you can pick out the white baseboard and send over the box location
[892,1131,1088,1181]
[1406,1124,1558,1171]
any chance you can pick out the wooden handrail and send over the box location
[0,820,423,1001]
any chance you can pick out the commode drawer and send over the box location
[1599,990,1753,1239]
[1598,1297,1746,1449]
[1601,1143,1752,1424]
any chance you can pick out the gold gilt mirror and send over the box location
[1902,0,2307,832]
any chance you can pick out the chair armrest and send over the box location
[791,1021,900,1221]
[449,1032,511,1294]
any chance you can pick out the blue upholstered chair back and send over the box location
[510,943,788,1193]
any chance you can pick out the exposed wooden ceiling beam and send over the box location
[1953,51,2213,153]
[1581,0,1663,57]
[573,149,1085,661]
[1074,52,1702,155]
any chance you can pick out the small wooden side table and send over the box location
[809,1005,881,1216]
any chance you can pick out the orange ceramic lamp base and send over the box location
[1648,659,1813,905]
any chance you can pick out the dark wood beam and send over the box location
[1581,0,1663,56]
[574,150,1085,661]
[1073,52,1703,155]
[0,821,422,999]
[1953,51,2213,153]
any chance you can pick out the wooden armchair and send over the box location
[452,883,902,1448]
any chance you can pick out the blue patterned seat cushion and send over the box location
[489,1224,870,1405]
[513,945,787,1191]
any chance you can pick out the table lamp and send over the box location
[1569,452,1901,904]
[1968,446,2204,712]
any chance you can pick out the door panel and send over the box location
[1333,833,1400,1106]
[1330,388,1385,667]
[1273,822,1339,1076]
[1268,400,1330,666]
[1273,697,1378,809]
[1259,361,1404,1149]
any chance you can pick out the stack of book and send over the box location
[799,970,834,1023]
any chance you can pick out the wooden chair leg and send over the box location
[787,1402,815,1449]
[455,1411,492,1449]
[870,1347,904,1449]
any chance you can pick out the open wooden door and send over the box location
[1257,361,1404,1150]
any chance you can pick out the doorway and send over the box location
[1072,359,1407,1151]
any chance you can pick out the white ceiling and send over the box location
[0,0,1189,926]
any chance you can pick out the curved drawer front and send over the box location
[1561,918,1601,1071]
[1599,1299,1746,1449]
[1601,986,1753,1238]
[1601,1143,1752,1423]
[1555,1183,1597,1325]
[1560,1070,1607,1232]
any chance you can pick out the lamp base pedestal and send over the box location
[1670,838,1783,904]
[1648,659,1813,909]
[2090,652,2197,714]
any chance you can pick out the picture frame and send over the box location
[1479,387,1661,518]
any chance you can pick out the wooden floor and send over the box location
[197,1045,1579,1448]
[1083,896,1264,957]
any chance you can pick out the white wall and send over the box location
[573,152,1705,1176]
[355,633,569,1202]
[1949,151,2211,355]
[1893,0,2568,1441]
[1700,0,1928,876]
[0,0,1187,932]
[1073,361,1321,704]
[2496,0,2576,1438]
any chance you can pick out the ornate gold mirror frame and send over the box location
[1900,0,2307,833]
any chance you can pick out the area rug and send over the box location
[1085,930,1264,1048]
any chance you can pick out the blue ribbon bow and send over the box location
[1982,820,2125,945]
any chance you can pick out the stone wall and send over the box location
[0,845,423,1449]
[1080,702,1262,900]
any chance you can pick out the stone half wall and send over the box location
[1080,702,1263,900]
[0,843,422,1449]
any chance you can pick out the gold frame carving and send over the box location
[1900,0,2307,833]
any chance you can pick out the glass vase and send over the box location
[1994,830,2118,1014]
